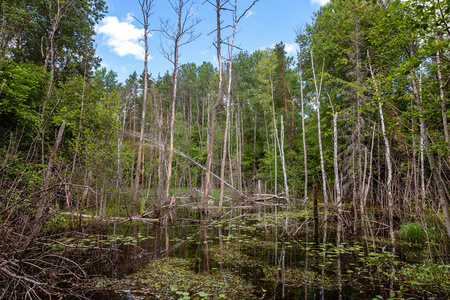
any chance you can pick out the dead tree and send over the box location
[162,0,201,204]
[132,0,154,216]
[218,0,259,216]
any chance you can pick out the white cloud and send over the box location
[245,10,255,19]
[95,16,150,61]
[311,0,330,6]
[258,43,299,56]
[284,43,299,56]
[124,13,135,23]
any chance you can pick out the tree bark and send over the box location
[369,64,395,242]
[435,34,449,153]
[310,51,328,207]
[35,121,66,222]
[165,0,182,202]
[218,1,238,216]
[296,28,308,202]
[202,0,224,216]
[132,0,152,216]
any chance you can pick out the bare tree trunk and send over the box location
[271,77,278,196]
[182,101,192,188]
[218,2,238,216]
[279,115,289,203]
[330,95,343,292]
[329,95,341,214]
[228,114,234,187]
[165,3,181,202]
[157,95,165,217]
[310,51,328,207]
[369,63,394,242]
[165,0,200,201]
[313,176,319,243]
[296,27,308,202]
[237,99,243,194]
[132,0,153,216]
[418,73,426,202]
[435,34,449,153]
[380,105,394,241]
[414,66,450,237]
[35,121,66,222]
[202,0,224,215]
[355,21,363,236]
[280,115,290,232]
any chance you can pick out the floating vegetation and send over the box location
[89,257,258,299]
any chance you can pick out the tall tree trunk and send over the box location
[369,64,394,242]
[310,51,328,207]
[202,0,224,215]
[355,21,363,236]
[182,101,192,188]
[35,121,66,222]
[132,0,152,216]
[271,77,278,196]
[330,95,342,277]
[296,29,308,202]
[414,68,450,237]
[165,0,182,202]
[218,1,238,216]
[435,34,449,153]
[279,115,289,203]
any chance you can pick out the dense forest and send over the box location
[0,0,449,299]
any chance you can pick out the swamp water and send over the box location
[72,205,449,300]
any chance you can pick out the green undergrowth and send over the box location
[398,222,426,245]
[89,257,258,300]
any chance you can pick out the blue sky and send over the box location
[95,0,329,82]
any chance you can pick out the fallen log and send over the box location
[60,212,159,223]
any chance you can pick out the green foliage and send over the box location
[398,222,426,245]
[0,60,47,130]
[91,257,257,300]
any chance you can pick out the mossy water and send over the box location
[67,203,450,300]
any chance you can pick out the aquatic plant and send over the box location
[90,257,258,299]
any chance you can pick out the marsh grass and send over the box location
[398,222,426,245]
